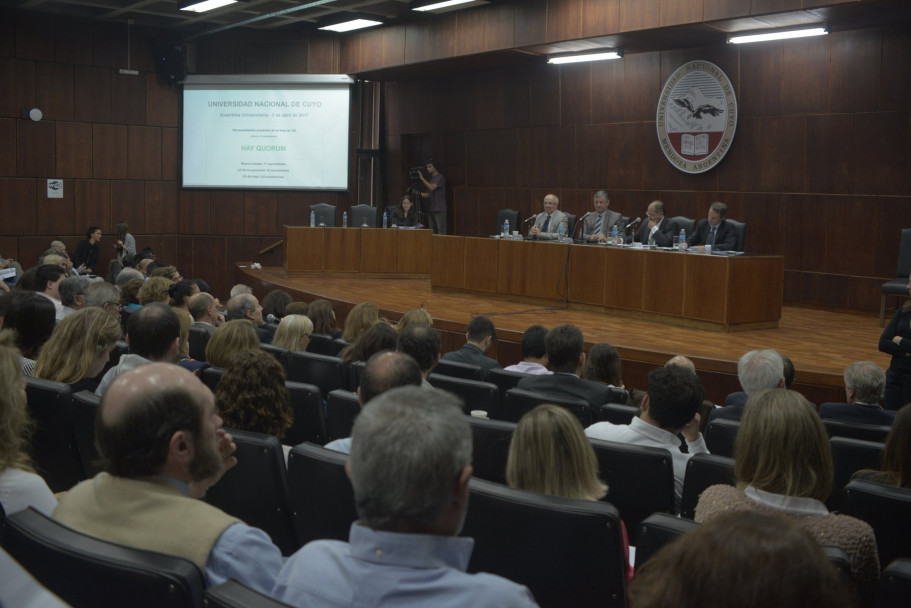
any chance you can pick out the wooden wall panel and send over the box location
[1,59,36,118]
[92,21,126,69]
[529,64,561,126]
[0,119,15,176]
[759,116,805,193]
[128,126,162,180]
[622,52,660,122]
[514,0,547,47]
[825,196,875,277]
[704,0,750,21]
[36,62,73,121]
[883,26,911,112]
[308,35,337,74]
[739,43,781,117]
[55,19,92,65]
[830,29,882,115]
[781,35,829,115]
[618,0,660,32]
[92,124,128,179]
[852,112,910,196]
[74,66,111,123]
[178,189,210,235]
[56,122,92,178]
[453,188,479,236]
[560,63,591,126]
[606,122,644,190]
[516,127,547,188]
[209,191,244,235]
[582,0,620,37]
[16,11,55,62]
[660,0,702,27]
[782,195,826,273]
[546,0,582,43]
[805,114,853,195]
[17,120,55,177]
[716,116,762,192]
[110,71,146,125]
[144,181,177,234]
[161,128,179,181]
[74,180,111,234]
[457,7,491,56]
[244,191,278,236]
[466,130,516,187]
[276,191,311,229]
[576,124,610,189]
[146,72,179,127]
[36,179,74,237]
[429,15,458,62]
[545,126,577,189]
[751,0,801,14]
[480,3,516,51]
[590,58,625,124]
[0,179,37,236]
[358,29,384,73]
[111,181,145,234]
[0,14,15,58]
[733,193,782,256]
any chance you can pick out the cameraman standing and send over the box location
[419,159,447,234]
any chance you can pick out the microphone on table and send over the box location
[575,212,592,239]
[523,215,537,225]
[625,217,642,231]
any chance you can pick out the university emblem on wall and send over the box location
[656,60,737,174]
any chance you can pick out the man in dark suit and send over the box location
[686,201,738,252]
[710,349,785,422]
[581,190,624,243]
[516,324,614,414]
[440,316,500,373]
[819,361,895,426]
[634,200,680,247]
[189,292,222,336]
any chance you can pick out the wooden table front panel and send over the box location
[683,254,730,323]
[726,256,784,324]
[285,227,326,272]
[464,238,499,293]
[432,236,467,289]
[643,250,687,316]
[603,248,646,311]
[569,245,606,305]
[359,229,395,273]
[324,228,361,273]
[396,230,432,274]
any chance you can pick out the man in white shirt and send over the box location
[585,365,707,507]
[504,325,551,375]
[35,264,66,321]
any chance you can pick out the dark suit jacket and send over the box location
[581,210,623,240]
[819,402,896,426]
[516,372,614,412]
[634,218,680,247]
[441,343,500,372]
[708,403,744,423]
[255,325,274,345]
[686,219,737,251]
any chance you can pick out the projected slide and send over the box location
[183,76,352,190]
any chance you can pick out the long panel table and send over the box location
[284,228,783,331]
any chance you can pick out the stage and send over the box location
[238,264,891,407]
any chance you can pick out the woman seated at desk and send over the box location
[391,195,419,227]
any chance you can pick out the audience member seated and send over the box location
[713,349,785,420]
[54,363,283,592]
[34,308,121,393]
[324,351,422,454]
[339,321,397,363]
[516,325,613,414]
[72,226,102,275]
[683,201,737,252]
[170,280,200,358]
[528,193,568,241]
[138,276,171,306]
[3,292,56,376]
[586,365,707,506]
[634,200,680,247]
[630,511,853,608]
[284,301,309,317]
[819,361,894,425]
[507,404,631,581]
[853,403,911,489]
[189,292,223,336]
[273,386,539,607]
[307,299,341,339]
[584,342,645,406]
[35,263,67,321]
[504,325,551,375]
[205,320,262,369]
[84,282,123,322]
[341,301,380,344]
[120,278,144,311]
[395,307,433,332]
[391,194,419,227]
[216,350,293,457]
[272,314,313,352]
[441,315,500,372]
[58,275,91,318]
[150,265,181,283]
[229,283,252,298]
[95,303,182,395]
[0,330,57,515]
[695,388,879,585]
[665,355,716,434]
[397,323,442,388]
[225,294,272,344]
[262,289,293,323]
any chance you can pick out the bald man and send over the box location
[54,363,282,593]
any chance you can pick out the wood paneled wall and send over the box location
[384,25,911,312]
[0,9,353,298]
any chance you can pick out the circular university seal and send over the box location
[656,61,737,174]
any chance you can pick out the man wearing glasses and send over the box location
[529,193,569,240]
[634,200,680,247]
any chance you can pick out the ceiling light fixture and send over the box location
[412,0,486,13]
[547,49,623,65]
[180,0,237,13]
[318,18,383,32]
[728,26,827,45]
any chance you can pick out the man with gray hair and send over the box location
[229,284,253,298]
[529,193,568,240]
[58,275,93,317]
[273,387,538,607]
[819,362,894,425]
[711,349,785,422]
[225,293,271,344]
[581,190,624,243]
[84,282,122,322]
[115,267,144,288]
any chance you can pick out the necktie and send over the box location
[708,226,717,246]
[594,214,602,235]
[542,215,551,232]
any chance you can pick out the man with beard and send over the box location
[53,363,282,593]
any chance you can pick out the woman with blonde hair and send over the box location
[854,403,911,489]
[205,320,261,368]
[341,301,379,343]
[272,314,313,352]
[0,330,57,515]
[507,404,630,580]
[396,308,433,333]
[138,276,171,305]
[34,308,121,393]
[696,388,879,585]
[169,280,199,358]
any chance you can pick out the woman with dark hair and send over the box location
[879,276,911,409]
[216,349,293,445]
[854,403,911,488]
[262,289,293,322]
[113,221,136,263]
[73,226,102,274]
[120,278,144,311]
[391,195,418,227]
[696,388,879,585]
[339,321,397,363]
[308,299,340,338]
[584,343,645,407]
[170,280,199,358]
[341,301,380,343]
[3,292,56,375]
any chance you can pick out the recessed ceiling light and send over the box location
[413,0,481,12]
[548,50,623,65]
[319,18,383,33]
[729,27,828,45]
[180,0,237,13]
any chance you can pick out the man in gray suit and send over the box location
[529,193,569,240]
[582,190,624,243]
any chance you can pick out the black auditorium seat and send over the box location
[287,443,359,545]
[260,343,291,374]
[877,558,911,608]
[306,333,345,357]
[3,507,204,608]
[823,419,891,443]
[467,417,516,485]
[679,453,736,520]
[72,390,103,478]
[485,368,530,404]
[428,373,500,418]
[433,359,486,381]
[828,437,884,510]
[24,377,85,493]
[462,478,628,608]
[284,382,326,446]
[634,512,700,568]
[287,351,349,396]
[201,366,224,392]
[325,390,361,442]
[598,402,639,425]
[704,418,740,458]
[840,479,911,568]
[503,388,593,427]
[188,326,211,362]
[203,429,299,556]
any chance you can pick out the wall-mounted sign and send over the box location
[47,179,63,198]
[656,61,737,174]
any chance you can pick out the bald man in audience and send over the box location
[189,292,223,336]
[324,350,423,454]
[55,363,282,593]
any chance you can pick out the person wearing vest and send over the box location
[54,363,282,593]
